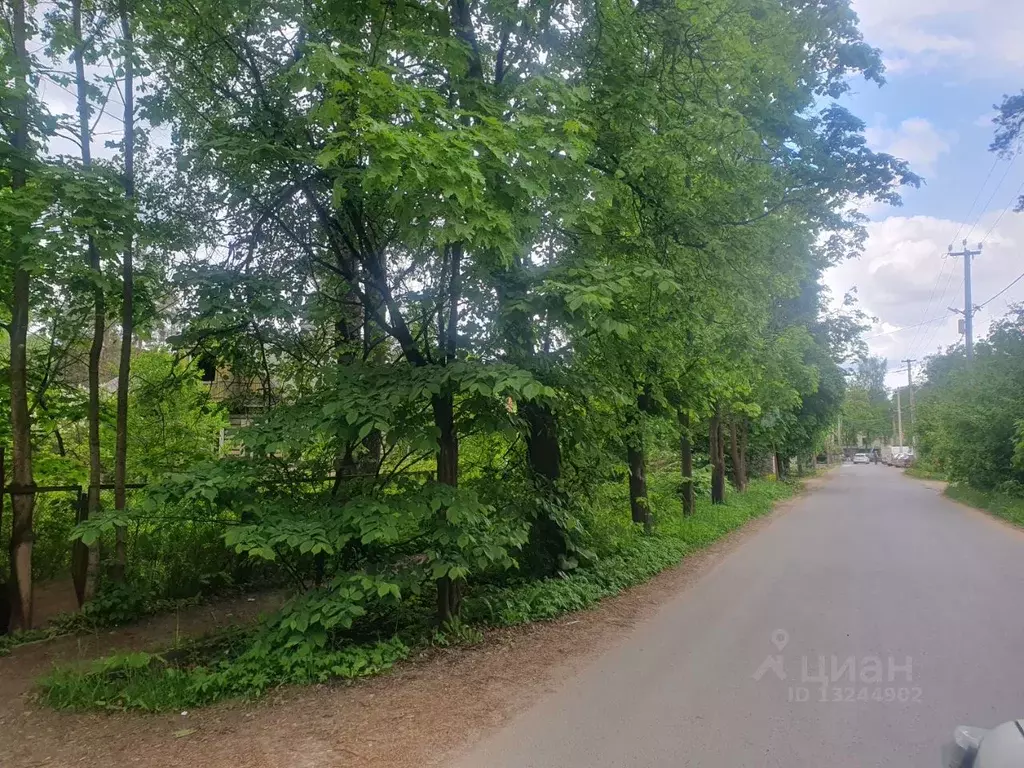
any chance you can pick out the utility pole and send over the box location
[948,240,982,361]
[902,359,916,447]
[896,387,904,449]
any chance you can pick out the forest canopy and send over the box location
[2,0,914,672]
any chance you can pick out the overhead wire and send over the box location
[908,152,1019,359]
[978,270,1024,309]
[863,314,949,341]
[903,155,1001,360]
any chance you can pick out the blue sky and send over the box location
[825,0,1024,388]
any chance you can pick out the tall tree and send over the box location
[4,0,37,630]
[69,0,107,601]
[110,0,135,582]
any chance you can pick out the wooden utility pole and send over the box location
[948,241,982,361]
[896,388,904,449]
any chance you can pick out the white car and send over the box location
[853,453,870,464]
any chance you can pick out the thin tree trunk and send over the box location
[495,254,566,573]
[435,242,462,625]
[361,277,385,473]
[111,0,135,583]
[627,443,650,531]
[73,0,105,602]
[679,410,694,516]
[627,391,651,532]
[8,0,36,631]
[522,400,566,572]
[739,421,749,486]
[710,410,725,504]
[433,388,459,624]
[729,418,747,491]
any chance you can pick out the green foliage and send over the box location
[914,308,1024,491]
[10,0,912,712]
[39,636,410,712]
[904,464,946,482]
[946,484,1024,528]
[39,473,796,711]
[465,478,795,626]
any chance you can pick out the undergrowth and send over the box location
[904,464,947,481]
[38,476,800,712]
[945,484,1024,528]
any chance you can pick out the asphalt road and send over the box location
[450,465,1024,768]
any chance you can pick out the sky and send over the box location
[826,0,1024,389]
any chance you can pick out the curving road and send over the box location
[450,465,1024,768]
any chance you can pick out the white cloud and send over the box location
[825,210,1024,387]
[975,112,997,129]
[881,57,914,76]
[852,0,1024,76]
[864,117,954,177]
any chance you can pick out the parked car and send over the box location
[853,453,870,464]
[893,452,915,468]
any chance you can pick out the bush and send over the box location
[38,474,799,712]
[39,635,410,712]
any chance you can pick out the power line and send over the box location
[905,256,951,357]
[964,152,1019,244]
[863,314,949,340]
[912,266,962,359]
[952,155,1001,245]
[978,270,1024,309]
[904,155,1007,360]
[978,177,1024,247]
[911,260,960,358]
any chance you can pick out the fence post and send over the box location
[71,488,87,608]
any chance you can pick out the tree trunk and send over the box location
[679,410,694,516]
[8,0,35,631]
[627,443,650,531]
[522,401,567,573]
[710,410,725,505]
[775,450,786,480]
[739,421,749,486]
[524,401,561,483]
[74,0,104,602]
[433,388,460,623]
[111,0,135,583]
[729,418,747,491]
[434,242,462,625]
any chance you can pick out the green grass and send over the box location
[37,636,412,712]
[905,465,947,481]
[464,478,797,627]
[945,484,1024,527]
[38,474,802,713]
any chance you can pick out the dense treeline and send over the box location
[3,0,912,668]
[906,91,1024,489]
[914,308,1024,491]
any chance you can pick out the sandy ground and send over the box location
[0,480,822,768]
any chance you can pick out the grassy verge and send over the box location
[905,465,947,481]
[37,475,802,713]
[945,484,1024,527]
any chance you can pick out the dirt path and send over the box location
[0,480,823,768]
